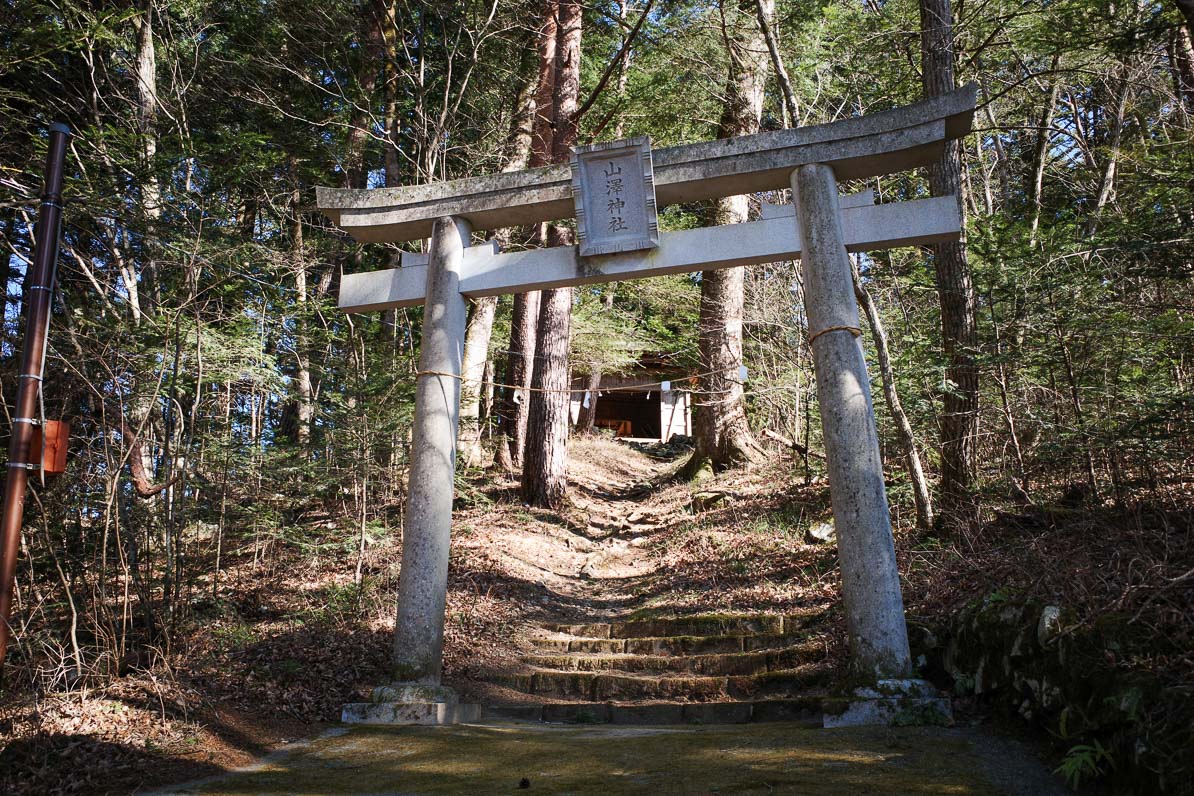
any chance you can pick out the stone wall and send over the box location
[910,596,1192,794]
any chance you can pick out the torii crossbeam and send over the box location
[318,85,977,727]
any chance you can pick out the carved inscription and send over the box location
[570,136,659,258]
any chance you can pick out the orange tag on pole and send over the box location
[29,420,70,475]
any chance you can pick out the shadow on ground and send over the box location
[0,733,227,795]
[151,721,1071,796]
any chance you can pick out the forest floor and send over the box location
[2,435,1186,794]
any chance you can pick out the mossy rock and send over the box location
[927,592,1192,794]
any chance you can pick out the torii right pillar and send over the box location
[791,163,950,726]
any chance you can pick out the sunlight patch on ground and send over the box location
[162,722,1019,795]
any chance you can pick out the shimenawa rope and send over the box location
[806,325,862,346]
[415,326,859,395]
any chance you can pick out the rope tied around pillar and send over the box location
[807,325,862,346]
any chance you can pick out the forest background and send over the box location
[0,0,1191,792]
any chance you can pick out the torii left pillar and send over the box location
[341,216,482,725]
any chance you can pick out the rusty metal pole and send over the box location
[0,123,70,669]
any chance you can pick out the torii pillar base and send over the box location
[342,684,481,726]
[823,679,952,728]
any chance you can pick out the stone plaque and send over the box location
[570,136,658,258]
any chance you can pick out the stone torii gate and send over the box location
[318,85,976,725]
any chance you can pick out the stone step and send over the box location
[726,667,832,699]
[342,701,482,726]
[530,631,816,657]
[544,612,822,640]
[522,642,819,676]
[485,697,822,726]
[490,664,829,702]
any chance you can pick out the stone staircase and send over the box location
[482,611,833,725]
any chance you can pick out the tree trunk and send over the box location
[574,369,602,435]
[0,211,13,354]
[1170,26,1194,114]
[549,0,582,166]
[288,156,314,451]
[920,0,981,530]
[852,261,935,530]
[498,0,558,470]
[377,0,403,190]
[497,291,541,471]
[988,300,1031,502]
[341,0,384,190]
[683,0,768,478]
[753,0,799,126]
[501,44,538,174]
[461,42,536,468]
[574,288,615,435]
[612,0,634,139]
[1085,66,1131,238]
[1177,0,1194,40]
[134,0,161,312]
[459,296,498,466]
[128,0,161,492]
[521,0,581,506]
[522,226,574,508]
[1028,57,1062,248]
[1050,299,1100,500]
[480,358,495,431]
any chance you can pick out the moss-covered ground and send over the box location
[161,721,1065,795]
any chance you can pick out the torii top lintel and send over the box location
[316,85,977,244]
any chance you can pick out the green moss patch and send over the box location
[185,723,1015,795]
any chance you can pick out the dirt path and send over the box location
[462,438,683,623]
